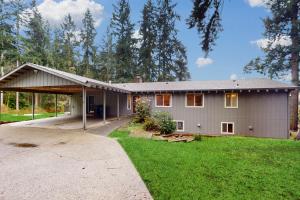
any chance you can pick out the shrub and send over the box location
[194,135,202,141]
[143,117,160,131]
[153,111,176,135]
[135,97,151,123]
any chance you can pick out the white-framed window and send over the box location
[127,94,132,110]
[185,93,204,107]
[174,120,184,132]
[155,94,172,107]
[221,122,234,134]
[224,93,238,108]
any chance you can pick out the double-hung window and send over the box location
[155,94,172,107]
[225,93,238,108]
[186,93,204,107]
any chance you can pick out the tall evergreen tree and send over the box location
[23,0,49,65]
[61,14,78,73]
[96,28,116,82]
[49,28,64,69]
[138,0,157,82]
[156,0,188,81]
[174,40,190,81]
[110,0,136,82]
[80,9,96,77]
[244,0,300,130]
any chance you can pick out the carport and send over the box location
[0,63,131,130]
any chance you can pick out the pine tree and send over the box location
[244,0,300,130]
[61,14,79,73]
[156,0,188,81]
[49,29,64,69]
[96,28,116,82]
[23,0,49,65]
[174,40,190,81]
[110,0,136,82]
[80,9,96,77]
[138,0,157,82]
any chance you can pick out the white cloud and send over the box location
[230,74,238,80]
[196,57,213,68]
[132,29,142,48]
[36,0,104,28]
[251,35,292,49]
[247,0,267,7]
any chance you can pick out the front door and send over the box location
[132,95,141,113]
[87,96,95,114]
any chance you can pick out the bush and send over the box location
[153,111,176,135]
[194,135,202,141]
[135,97,151,123]
[143,117,160,131]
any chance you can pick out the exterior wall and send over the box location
[136,91,289,139]
[2,69,76,88]
[70,90,132,118]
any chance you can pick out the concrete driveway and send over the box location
[0,126,152,200]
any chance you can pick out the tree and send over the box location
[23,0,49,65]
[96,28,116,82]
[110,0,136,82]
[138,0,157,82]
[244,0,300,130]
[80,9,96,77]
[156,0,189,81]
[174,40,190,81]
[186,0,223,55]
[61,14,79,73]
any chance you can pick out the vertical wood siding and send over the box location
[138,91,289,139]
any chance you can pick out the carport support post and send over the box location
[32,93,35,120]
[82,87,87,130]
[103,90,106,123]
[55,94,58,117]
[117,94,120,120]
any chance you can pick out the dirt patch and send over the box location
[9,143,39,148]
[55,141,67,145]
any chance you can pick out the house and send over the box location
[0,63,297,139]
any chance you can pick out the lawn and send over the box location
[0,113,61,122]
[110,126,300,200]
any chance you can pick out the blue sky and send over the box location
[35,0,271,81]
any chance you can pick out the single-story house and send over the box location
[0,63,297,139]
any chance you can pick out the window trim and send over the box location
[185,93,204,108]
[155,94,172,107]
[221,122,235,134]
[174,120,185,132]
[127,94,132,110]
[224,93,238,108]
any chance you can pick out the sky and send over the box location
[34,0,286,81]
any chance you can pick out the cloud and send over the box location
[196,57,213,68]
[230,74,238,80]
[36,0,104,28]
[132,29,142,48]
[251,35,292,49]
[247,0,267,7]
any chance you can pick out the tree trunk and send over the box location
[289,0,299,131]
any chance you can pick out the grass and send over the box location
[0,113,62,122]
[110,126,300,200]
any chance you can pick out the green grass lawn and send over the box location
[0,113,62,122]
[110,128,300,200]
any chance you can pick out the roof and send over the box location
[0,63,129,93]
[114,78,297,92]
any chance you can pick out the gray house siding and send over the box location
[136,91,289,139]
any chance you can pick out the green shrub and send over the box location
[153,111,176,135]
[143,117,160,131]
[194,135,202,141]
[135,97,151,123]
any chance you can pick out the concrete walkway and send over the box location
[0,125,152,200]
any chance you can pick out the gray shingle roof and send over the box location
[114,78,296,92]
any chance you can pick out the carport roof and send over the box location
[0,63,129,93]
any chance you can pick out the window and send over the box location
[225,93,238,108]
[127,94,131,110]
[221,122,234,134]
[175,120,184,132]
[155,94,172,107]
[186,93,204,107]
